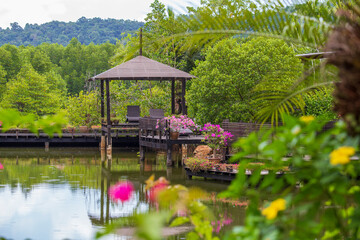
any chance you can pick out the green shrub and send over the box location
[185,157,215,172]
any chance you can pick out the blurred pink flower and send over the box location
[109,181,134,203]
[0,163,3,170]
[148,182,168,202]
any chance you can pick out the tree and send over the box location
[141,0,341,124]
[110,81,171,123]
[0,18,144,46]
[187,37,303,124]
[0,44,22,82]
[0,64,62,116]
[59,38,115,95]
[0,65,7,99]
[66,90,100,127]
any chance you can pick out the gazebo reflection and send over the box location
[85,154,173,226]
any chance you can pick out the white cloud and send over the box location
[0,0,200,29]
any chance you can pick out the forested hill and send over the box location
[0,17,144,46]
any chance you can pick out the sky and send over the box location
[0,0,201,29]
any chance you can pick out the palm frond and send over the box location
[253,81,334,125]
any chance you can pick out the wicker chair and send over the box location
[149,109,164,119]
[126,105,140,123]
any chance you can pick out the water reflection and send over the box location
[0,148,245,240]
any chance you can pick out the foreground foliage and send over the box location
[222,115,360,239]
[0,108,67,136]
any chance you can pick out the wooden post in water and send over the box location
[181,144,188,166]
[106,145,112,160]
[101,150,106,162]
[166,145,172,166]
[166,167,172,179]
[45,142,49,151]
[139,145,145,161]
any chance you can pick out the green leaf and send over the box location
[170,217,190,227]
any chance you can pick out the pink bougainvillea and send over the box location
[146,176,170,203]
[148,182,168,203]
[156,115,197,132]
[108,181,134,203]
[200,123,234,157]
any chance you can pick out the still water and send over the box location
[0,148,246,240]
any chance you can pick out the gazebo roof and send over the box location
[91,56,195,81]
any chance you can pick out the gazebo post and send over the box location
[171,79,175,114]
[100,80,105,119]
[106,80,112,159]
[181,79,187,115]
[100,80,105,151]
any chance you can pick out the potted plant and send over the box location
[79,125,89,133]
[156,115,197,140]
[67,125,75,133]
[184,157,214,172]
[200,123,233,161]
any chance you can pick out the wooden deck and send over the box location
[138,117,204,166]
[0,124,139,146]
[139,135,203,149]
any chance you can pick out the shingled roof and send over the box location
[91,56,195,81]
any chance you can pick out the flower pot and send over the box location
[170,131,179,140]
[208,158,221,164]
[79,126,89,133]
[67,127,75,133]
[226,165,233,172]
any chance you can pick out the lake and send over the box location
[0,148,246,240]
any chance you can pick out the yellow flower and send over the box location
[262,206,278,220]
[261,198,286,220]
[271,198,286,211]
[337,146,355,156]
[300,115,315,124]
[330,146,355,165]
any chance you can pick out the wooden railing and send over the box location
[221,121,272,143]
[139,117,169,140]
[222,120,338,143]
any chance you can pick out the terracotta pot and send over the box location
[67,127,75,133]
[226,165,233,172]
[208,158,221,164]
[170,131,179,140]
[79,126,89,133]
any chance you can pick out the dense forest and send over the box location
[0,0,336,128]
[0,17,144,46]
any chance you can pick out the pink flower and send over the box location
[148,183,168,202]
[0,163,3,170]
[109,181,134,203]
[211,133,216,137]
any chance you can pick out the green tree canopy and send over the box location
[0,64,62,116]
[187,37,303,124]
[65,90,100,127]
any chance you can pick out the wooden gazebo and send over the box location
[90,55,195,149]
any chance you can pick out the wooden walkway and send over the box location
[0,124,139,146]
